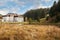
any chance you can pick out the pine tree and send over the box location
[49,1,56,17]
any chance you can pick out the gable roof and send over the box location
[2,13,24,17]
[2,13,18,17]
[7,13,18,16]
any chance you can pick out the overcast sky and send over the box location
[0,0,58,15]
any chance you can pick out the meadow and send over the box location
[0,23,60,40]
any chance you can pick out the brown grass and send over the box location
[0,23,60,40]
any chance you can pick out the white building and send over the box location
[2,13,24,22]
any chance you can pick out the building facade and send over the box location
[2,13,24,22]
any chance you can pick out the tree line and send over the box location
[24,8,49,22]
[49,0,60,23]
[24,0,60,23]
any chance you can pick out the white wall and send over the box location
[9,16,14,22]
[2,16,24,22]
[2,16,14,22]
[2,17,9,22]
[15,17,24,22]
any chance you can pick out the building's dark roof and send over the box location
[2,13,24,17]
[7,13,18,16]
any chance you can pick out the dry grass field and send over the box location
[0,23,60,40]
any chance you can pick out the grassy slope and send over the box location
[0,23,60,40]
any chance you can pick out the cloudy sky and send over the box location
[0,0,58,15]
